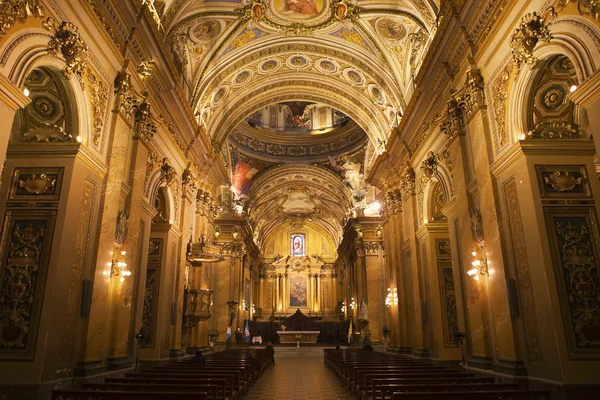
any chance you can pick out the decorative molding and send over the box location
[502,177,542,362]
[86,68,109,150]
[9,167,63,201]
[527,121,583,140]
[558,0,600,23]
[134,99,158,144]
[400,161,416,196]
[0,1,45,38]
[440,97,464,140]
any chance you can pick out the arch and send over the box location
[146,170,175,224]
[0,29,92,147]
[508,15,600,144]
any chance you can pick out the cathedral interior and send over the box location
[1,0,600,399]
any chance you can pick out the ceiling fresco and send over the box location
[153,0,437,246]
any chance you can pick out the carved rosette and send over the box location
[400,161,416,196]
[509,8,556,72]
[0,1,44,37]
[44,19,89,88]
[134,100,157,144]
[440,97,464,140]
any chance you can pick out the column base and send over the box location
[492,358,528,376]
[74,359,105,377]
[106,356,132,371]
[169,348,185,358]
[467,355,494,370]
[413,348,429,358]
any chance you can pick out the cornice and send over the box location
[570,68,600,108]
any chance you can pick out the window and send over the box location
[291,233,305,256]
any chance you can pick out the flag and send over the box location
[347,320,353,344]
[244,320,251,343]
[226,323,232,341]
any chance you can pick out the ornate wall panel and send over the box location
[502,177,542,363]
[142,266,159,348]
[436,239,459,347]
[0,210,56,359]
[8,167,64,203]
[538,163,600,358]
[545,207,600,358]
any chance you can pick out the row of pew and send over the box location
[51,348,273,400]
[324,348,551,400]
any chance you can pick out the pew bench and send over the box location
[82,383,220,400]
[51,390,208,400]
[391,390,551,400]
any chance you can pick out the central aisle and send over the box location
[246,348,349,400]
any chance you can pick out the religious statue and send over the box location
[358,296,369,322]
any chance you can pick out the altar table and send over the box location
[276,330,320,344]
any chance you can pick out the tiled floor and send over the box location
[246,351,350,399]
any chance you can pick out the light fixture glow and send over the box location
[23,88,30,97]
[472,259,481,267]
[570,85,578,93]
[471,251,477,257]
[474,275,480,281]
[520,133,526,140]
[372,201,381,211]
[76,136,82,143]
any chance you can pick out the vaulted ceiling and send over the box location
[153,0,438,248]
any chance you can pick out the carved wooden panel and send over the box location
[0,210,56,360]
[545,207,600,358]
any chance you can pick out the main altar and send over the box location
[276,331,320,345]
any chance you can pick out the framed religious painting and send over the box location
[291,233,305,256]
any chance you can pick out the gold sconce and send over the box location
[376,225,383,238]
[232,228,240,240]
[213,226,221,239]
[467,251,488,280]
[111,250,131,282]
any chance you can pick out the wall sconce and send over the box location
[467,251,488,280]
[242,299,248,311]
[232,228,240,240]
[349,297,356,310]
[376,225,383,238]
[111,250,131,282]
[213,227,221,239]
[385,288,398,307]
[251,304,255,313]
[341,302,345,313]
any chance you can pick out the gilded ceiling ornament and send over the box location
[509,7,556,73]
[134,99,157,144]
[0,0,44,37]
[558,0,600,22]
[544,170,583,192]
[400,161,416,196]
[44,18,89,88]
[234,0,362,36]
[420,151,440,179]
[439,97,464,140]
[527,120,583,139]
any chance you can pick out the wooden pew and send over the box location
[83,383,220,400]
[368,377,496,400]
[135,368,245,395]
[391,390,551,399]
[370,383,518,400]
[51,390,207,400]
[115,375,236,400]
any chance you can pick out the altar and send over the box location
[277,331,320,345]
